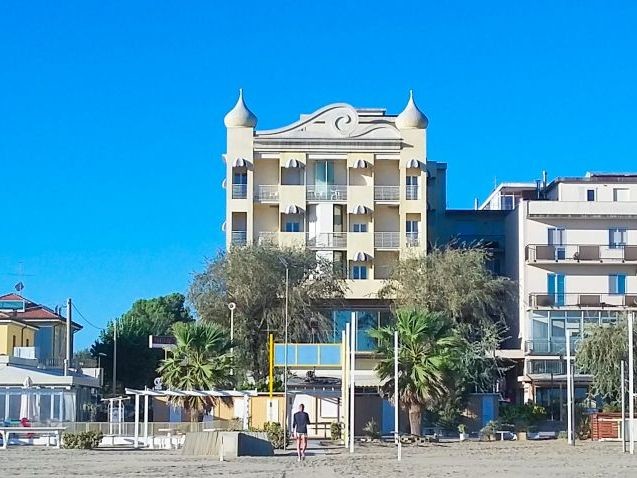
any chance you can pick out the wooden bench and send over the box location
[0,426,66,449]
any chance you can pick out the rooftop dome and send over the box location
[224,89,257,128]
[395,90,428,129]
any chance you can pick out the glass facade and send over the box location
[331,309,392,351]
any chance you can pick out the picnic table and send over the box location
[0,426,66,449]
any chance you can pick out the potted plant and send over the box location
[458,423,468,442]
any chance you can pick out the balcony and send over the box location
[374,186,400,201]
[307,232,347,249]
[254,185,279,202]
[257,232,278,245]
[527,200,637,218]
[306,185,347,201]
[232,184,248,199]
[12,346,38,360]
[273,343,341,367]
[231,230,247,246]
[406,232,421,248]
[374,232,399,249]
[526,359,566,375]
[526,244,637,263]
[529,292,637,308]
[406,185,419,200]
[524,338,580,356]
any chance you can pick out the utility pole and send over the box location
[629,312,634,455]
[112,319,118,397]
[64,298,72,376]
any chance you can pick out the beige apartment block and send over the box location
[222,90,432,302]
[487,174,637,409]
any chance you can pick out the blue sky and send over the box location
[1,1,636,349]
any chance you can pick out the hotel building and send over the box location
[482,174,637,414]
[222,90,447,368]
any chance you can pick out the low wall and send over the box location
[182,431,273,458]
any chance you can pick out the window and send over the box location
[12,336,16,349]
[333,251,347,278]
[548,227,566,260]
[586,189,595,202]
[285,221,300,232]
[233,171,247,185]
[353,223,367,233]
[333,205,344,232]
[352,265,368,280]
[314,161,334,186]
[609,274,626,295]
[609,228,627,248]
[614,188,629,202]
[406,176,419,200]
[25,339,29,347]
[500,195,515,210]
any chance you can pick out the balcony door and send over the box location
[548,227,566,260]
[548,273,565,306]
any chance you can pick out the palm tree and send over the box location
[158,321,234,420]
[369,309,466,435]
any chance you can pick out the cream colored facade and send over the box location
[222,91,433,301]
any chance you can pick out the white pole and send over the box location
[349,312,356,453]
[144,393,149,447]
[134,394,140,448]
[283,266,289,448]
[228,303,236,377]
[566,330,573,445]
[629,312,634,455]
[622,360,626,452]
[65,298,72,376]
[394,330,400,461]
[343,323,350,448]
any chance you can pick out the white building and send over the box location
[483,173,637,411]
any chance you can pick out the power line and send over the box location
[72,302,103,331]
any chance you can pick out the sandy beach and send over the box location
[0,440,634,477]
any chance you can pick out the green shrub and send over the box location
[457,423,467,434]
[263,422,289,449]
[363,418,381,440]
[499,403,546,430]
[62,431,103,449]
[479,420,497,440]
[330,422,342,441]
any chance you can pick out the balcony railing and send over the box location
[526,244,637,263]
[524,338,580,356]
[306,185,347,201]
[231,230,247,246]
[254,185,279,202]
[406,185,419,200]
[257,232,278,245]
[232,184,248,199]
[307,232,347,249]
[374,232,399,249]
[529,292,637,308]
[374,186,400,201]
[526,359,566,375]
[406,232,420,247]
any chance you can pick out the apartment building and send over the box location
[481,174,637,413]
[222,90,446,362]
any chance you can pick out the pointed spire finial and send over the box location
[396,90,428,129]
[224,89,257,128]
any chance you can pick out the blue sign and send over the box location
[0,300,25,311]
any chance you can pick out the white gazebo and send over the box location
[124,388,257,448]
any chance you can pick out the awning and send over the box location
[405,159,422,169]
[352,159,371,169]
[283,204,304,215]
[283,158,303,168]
[349,204,371,215]
[233,157,248,168]
[352,251,372,262]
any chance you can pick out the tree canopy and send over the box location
[576,316,635,403]
[91,293,193,393]
[189,243,346,381]
[369,309,467,435]
[158,321,234,418]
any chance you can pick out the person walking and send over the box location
[292,403,311,461]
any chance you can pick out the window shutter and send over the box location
[619,275,626,295]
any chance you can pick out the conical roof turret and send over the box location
[395,90,428,129]
[224,89,257,128]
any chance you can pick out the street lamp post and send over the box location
[228,302,236,376]
[566,330,574,446]
[278,257,290,448]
